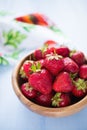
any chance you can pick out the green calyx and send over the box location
[41,44,48,53]
[52,93,62,107]
[47,53,63,60]
[31,62,41,73]
[19,67,26,78]
[73,78,87,92]
[41,44,56,56]
[70,73,78,80]
[69,50,77,57]
[25,83,33,91]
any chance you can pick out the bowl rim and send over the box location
[12,53,87,117]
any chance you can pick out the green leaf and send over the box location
[31,64,37,72]
[52,93,62,107]
[15,21,35,32]
[69,50,77,57]
[31,62,41,73]
[49,26,66,37]
[70,73,77,80]
[0,56,9,65]
[10,50,22,59]
[73,78,87,92]
[50,26,62,33]
[36,62,41,70]
[4,48,24,59]
[0,11,12,16]
[3,29,27,48]
[23,26,35,32]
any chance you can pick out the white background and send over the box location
[0,0,87,52]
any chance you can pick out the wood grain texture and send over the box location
[12,53,87,117]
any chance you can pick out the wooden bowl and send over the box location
[12,53,87,117]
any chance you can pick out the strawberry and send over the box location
[33,43,52,60]
[33,49,43,60]
[44,53,64,76]
[53,72,73,93]
[19,45,87,108]
[72,78,87,97]
[29,68,53,95]
[20,60,34,78]
[79,65,87,79]
[35,93,53,107]
[33,44,57,60]
[52,93,71,107]
[21,82,37,99]
[70,51,86,66]
[35,59,44,68]
[56,46,70,57]
[63,57,79,74]
[44,40,57,46]
[43,47,56,58]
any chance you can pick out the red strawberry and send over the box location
[33,45,49,60]
[56,46,70,57]
[33,49,43,60]
[21,82,37,99]
[79,64,87,79]
[35,59,44,68]
[72,78,87,97]
[43,47,56,58]
[20,60,34,78]
[52,93,71,107]
[33,44,57,60]
[35,93,53,107]
[44,40,57,46]
[29,69,53,94]
[70,51,86,66]
[53,72,73,93]
[44,54,64,76]
[63,57,79,74]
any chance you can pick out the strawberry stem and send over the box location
[70,73,77,80]
[41,44,48,53]
[31,62,41,72]
[73,78,87,92]
[52,93,62,107]
[69,50,76,57]
[20,67,26,78]
[24,82,33,91]
[47,53,63,60]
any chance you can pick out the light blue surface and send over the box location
[0,0,87,130]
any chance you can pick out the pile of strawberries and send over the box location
[19,43,87,107]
